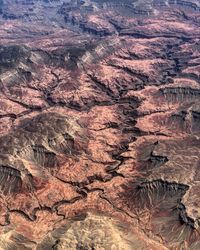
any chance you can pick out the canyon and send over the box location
[0,0,200,249]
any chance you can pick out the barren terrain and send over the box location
[0,0,200,249]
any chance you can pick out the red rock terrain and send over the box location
[0,0,200,249]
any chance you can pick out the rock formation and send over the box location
[0,0,200,249]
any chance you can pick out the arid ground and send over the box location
[0,0,200,249]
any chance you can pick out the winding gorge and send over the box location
[0,0,200,249]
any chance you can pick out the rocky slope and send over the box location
[0,0,200,249]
